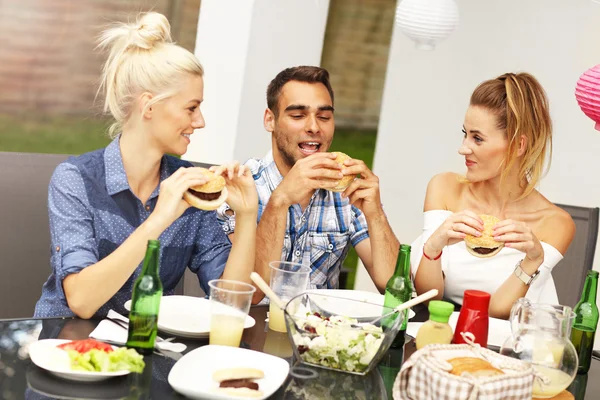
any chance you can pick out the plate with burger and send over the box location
[168,345,289,399]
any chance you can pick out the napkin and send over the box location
[90,310,186,353]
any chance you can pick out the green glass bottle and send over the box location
[126,240,163,355]
[383,244,412,348]
[571,270,599,374]
[378,346,404,399]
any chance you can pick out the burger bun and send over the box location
[330,152,355,192]
[464,214,503,258]
[183,168,228,211]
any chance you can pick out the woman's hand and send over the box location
[493,219,544,263]
[424,210,484,256]
[211,162,258,216]
[150,167,208,229]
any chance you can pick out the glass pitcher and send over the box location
[500,298,578,399]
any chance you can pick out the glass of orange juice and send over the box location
[268,261,311,333]
[208,280,256,347]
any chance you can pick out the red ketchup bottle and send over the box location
[452,290,491,347]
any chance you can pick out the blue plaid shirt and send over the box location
[217,151,369,289]
[35,137,231,318]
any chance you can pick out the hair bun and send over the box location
[129,12,172,50]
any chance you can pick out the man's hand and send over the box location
[340,159,384,218]
[272,153,342,206]
[210,162,258,216]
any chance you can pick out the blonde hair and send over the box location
[469,72,552,199]
[97,12,204,137]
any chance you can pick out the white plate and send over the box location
[168,345,290,400]
[305,289,416,320]
[124,295,256,339]
[28,339,130,382]
[406,311,512,348]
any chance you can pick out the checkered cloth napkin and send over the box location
[393,344,535,400]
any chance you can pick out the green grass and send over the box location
[0,114,378,288]
[0,114,112,154]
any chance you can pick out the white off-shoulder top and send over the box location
[410,210,563,306]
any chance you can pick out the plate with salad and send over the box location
[28,339,145,382]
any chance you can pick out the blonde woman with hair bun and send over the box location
[411,72,575,319]
[35,12,259,319]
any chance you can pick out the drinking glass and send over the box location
[208,279,256,347]
[268,261,311,332]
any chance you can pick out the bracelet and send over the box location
[423,247,442,261]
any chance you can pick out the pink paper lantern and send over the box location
[575,64,600,131]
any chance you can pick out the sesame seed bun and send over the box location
[330,152,355,192]
[183,168,228,211]
[464,214,503,258]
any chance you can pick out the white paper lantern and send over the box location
[395,0,460,51]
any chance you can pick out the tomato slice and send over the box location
[57,339,114,353]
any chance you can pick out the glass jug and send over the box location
[500,298,578,399]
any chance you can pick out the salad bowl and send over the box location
[284,292,405,375]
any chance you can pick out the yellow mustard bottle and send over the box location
[416,300,455,350]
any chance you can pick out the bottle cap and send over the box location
[462,290,491,313]
[428,300,455,323]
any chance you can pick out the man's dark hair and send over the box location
[266,66,334,117]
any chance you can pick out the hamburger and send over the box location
[330,152,355,192]
[447,357,504,378]
[212,367,264,398]
[464,214,503,258]
[182,168,228,211]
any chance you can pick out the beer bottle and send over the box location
[383,244,412,348]
[571,270,599,374]
[126,240,163,355]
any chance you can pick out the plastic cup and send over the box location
[268,261,311,332]
[208,279,256,347]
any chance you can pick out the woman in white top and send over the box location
[412,72,575,319]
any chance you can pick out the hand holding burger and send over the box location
[206,162,258,216]
[332,153,384,217]
[464,214,504,258]
[329,152,355,192]
[183,168,228,211]
[424,210,484,259]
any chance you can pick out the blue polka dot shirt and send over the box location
[34,137,231,318]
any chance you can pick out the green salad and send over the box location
[291,305,384,373]
[66,348,145,373]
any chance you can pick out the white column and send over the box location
[184,0,331,165]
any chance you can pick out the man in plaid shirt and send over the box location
[217,66,399,303]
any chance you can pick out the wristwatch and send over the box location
[513,259,540,286]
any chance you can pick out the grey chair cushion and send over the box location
[553,204,599,308]
[0,152,70,319]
